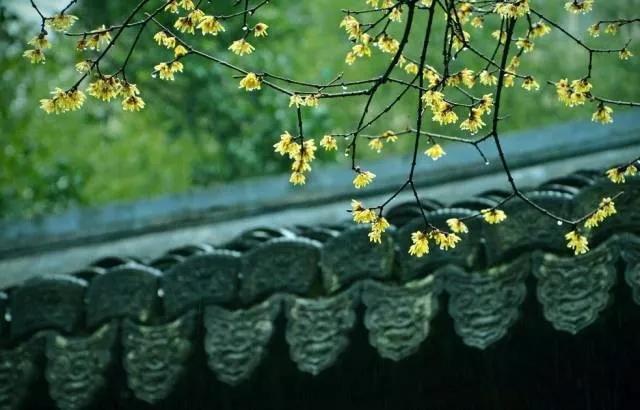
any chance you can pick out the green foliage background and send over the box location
[1,0,638,219]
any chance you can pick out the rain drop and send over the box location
[242,25,248,31]
[557,220,563,226]
[484,160,490,165]
[341,84,348,90]
[4,312,11,322]
[151,73,157,78]
[157,288,165,298]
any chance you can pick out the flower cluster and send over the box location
[351,200,391,244]
[565,230,589,255]
[274,132,317,186]
[606,164,637,184]
[408,229,462,257]
[584,197,616,228]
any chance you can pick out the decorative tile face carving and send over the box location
[0,337,41,410]
[362,275,440,361]
[162,250,241,318]
[45,323,117,410]
[620,234,640,305]
[10,275,86,340]
[533,242,617,334]
[444,256,529,349]
[320,226,394,293]
[86,264,161,327]
[122,311,196,404]
[284,287,359,375]
[239,238,321,303]
[204,296,281,385]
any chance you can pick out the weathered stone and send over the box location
[10,275,86,340]
[122,311,196,404]
[162,250,241,318]
[85,264,161,327]
[619,234,640,305]
[45,322,117,410]
[444,256,529,349]
[320,225,394,293]
[533,240,617,334]
[483,191,573,265]
[284,286,359,375]
[0,336,41,410]
[204,296,281,385]
[362,275,440,361]
[238,238,321,303]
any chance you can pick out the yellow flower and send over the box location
[459,109,486,134]
[47,13,78,31]
[381,130,398,142]
[404,62,419,75]
[604,24,618,35]
[425,144,445,160]
[432,231,461,251]
[320,135,338,151]
[304,94,319,108]
[289,94,305,108]
[432,104,458,125]
[481,209,507,224]
[122,95,145,112]
[179,0,195,10]
[376,35,400,54]
[339,15,361,39]
[584,197,616,229]
[446,218,468,234]
[470,16,484,28]
[587,24,600,37]
[174,45,189,57]
[229,39,255,56]
[351,200,377,224]
[83,26,112,50]
[369,217,391,244]
[606,165,636,184]
[556,78,592,107]
[368,138,384,153]
[619,48,633,60]
[40,88,86,114]
[87,76,122,101]
[23,49,45,64]
[479,70,498,86]
[239,72,261,91]
[476,94,494,115]
[28,35,51,49]
[389,7,403,22]
[565,230,589,255]
[165,0,179,13]
[408,231,430,257]
[117,83,137,99]
[289,172,306,185]
[274,131,296,156]
[516,38,534,53]
[253,22,269,37]
[564,0,593,14]
[592,104,613,124]
[353,170,376,189]
[493,0,530,18]
[521,76,540,91]
[75,60,92,73]
[530,21,551,38]
[198,16,225,35]
[175,16,196,34]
